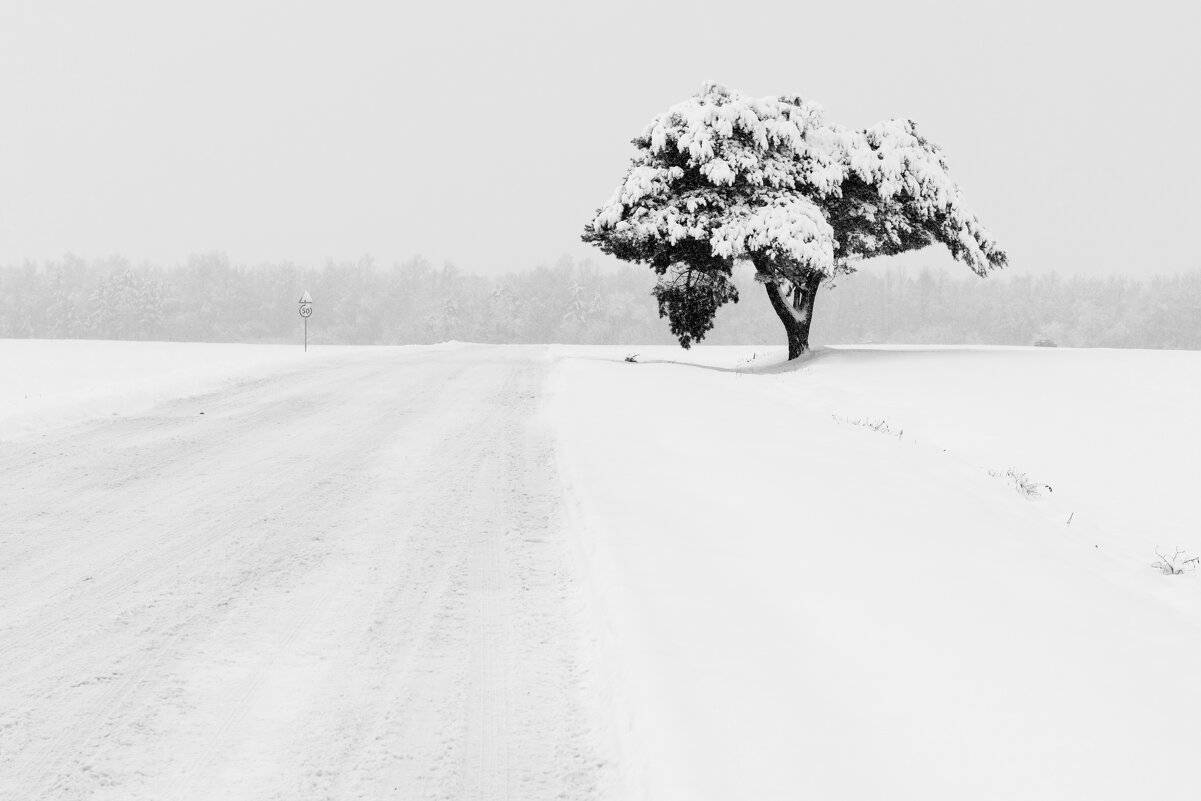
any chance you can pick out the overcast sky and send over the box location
[1,0,1197,277]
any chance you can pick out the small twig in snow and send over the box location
[1153,547,1199,575]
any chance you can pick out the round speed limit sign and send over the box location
[299,304,313,318]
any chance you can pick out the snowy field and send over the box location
[551,344,1201,800]
[3,339,1201,800]
[0,340,336,438]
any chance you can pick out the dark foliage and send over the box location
[651,266,738,348]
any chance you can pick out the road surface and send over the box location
[0,346,612,800]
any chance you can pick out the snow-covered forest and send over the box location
[3,254,1199,350]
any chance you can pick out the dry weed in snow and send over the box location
[831,414,903,440]
[989,467,1049,499]
[1152,547,1200,575]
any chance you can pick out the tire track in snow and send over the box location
[0,357,457,629]
[0,347,613,801]
[1,357,469,798]
[11,400,436,796]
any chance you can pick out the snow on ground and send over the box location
[549,344,1201,801]
[0,339,316,439]
[5,339,1201,799]
[0,342,610,801]
[0,340,472,439]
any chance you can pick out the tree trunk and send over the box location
[763,274,821,359]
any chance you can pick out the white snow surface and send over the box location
[0,339,330,438]
[0,339,470,439]
[3,339,1201,800]
[549,343,1201,801]
[1,341,610,801]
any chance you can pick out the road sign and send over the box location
[299,291,313,351]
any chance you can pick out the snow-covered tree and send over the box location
[583,82,1007,358]
[563,282,601,325]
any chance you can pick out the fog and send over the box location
[2,0,1197,276]
[5,254,1200,351]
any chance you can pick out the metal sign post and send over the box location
[299,291,313,351]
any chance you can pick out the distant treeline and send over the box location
[2,253,1200,350]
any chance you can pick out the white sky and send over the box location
[1,0,1197,276]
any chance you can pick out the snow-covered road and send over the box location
[0,346,610,800]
